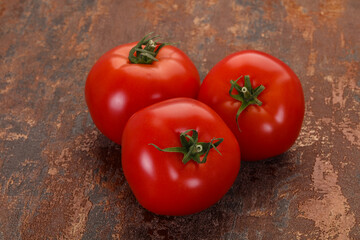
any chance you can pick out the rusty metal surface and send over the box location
[0,0,359,239]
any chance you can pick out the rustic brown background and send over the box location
[1,0,359,239]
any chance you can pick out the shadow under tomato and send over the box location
[119,151,304,240]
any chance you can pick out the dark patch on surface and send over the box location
[52,15,65,26]
[223,231,248,240]
[274,198,290,230]
[82,204,114,239]
[5,44,16,57]
[77,16,92,43]
[82,0,96,9]
[353,94,360,103]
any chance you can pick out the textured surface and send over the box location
[0,0,359,239]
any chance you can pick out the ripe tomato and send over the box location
[85,34,200,144]
[121,98,240,216]
[198,50,305,161]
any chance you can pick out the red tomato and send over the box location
[85,34,200,144]
[121,98,240,216]
[198,50,305,161]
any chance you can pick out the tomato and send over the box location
[85,34,200,144]
[121,98,240,216]
[198,50,305,161]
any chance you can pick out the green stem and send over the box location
[229,75,265,131]
[128,32,172,64]
[149,129,223,164]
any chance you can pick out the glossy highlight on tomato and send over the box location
[121,98,240,216]
[85,35,200,145]
[198,50,305,161]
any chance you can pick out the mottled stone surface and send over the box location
[0,0,359,239]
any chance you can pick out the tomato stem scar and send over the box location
[149,129,223,164]
[195,144,203,153]
[128,32,173,64]
[229,75,265,131]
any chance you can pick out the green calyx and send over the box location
[229,75,265,130]
[149,129,223,164]
[128,32,172,64]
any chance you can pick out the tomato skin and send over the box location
[198,50,305,161]
[121,98,240,216]
[85,42,200,145]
